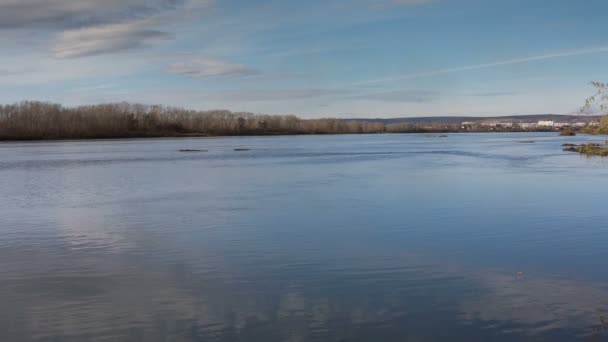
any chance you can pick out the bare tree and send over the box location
[582,82,608,133]
[0,101,391,140]
[583,81,608,112]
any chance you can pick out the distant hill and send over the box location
[347,114,601,124]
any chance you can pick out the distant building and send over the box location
[461,121,476,130]
[518,123,537,130]
[480,121,497,127]
[537,120,554,127]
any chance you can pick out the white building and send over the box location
[537,120,554,128]
[518,123,537,130]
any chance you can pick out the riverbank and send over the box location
[1,101,604,141]
[0,130,598,142]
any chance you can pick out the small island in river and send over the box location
[563,143,608,157]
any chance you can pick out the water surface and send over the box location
[1,133,608,341]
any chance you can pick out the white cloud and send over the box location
[53,20,171,58]
[166,58,259,78]
[1,0,213,58]
[356,46,608,85]
[0,0,191,29]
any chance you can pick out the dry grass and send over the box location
[563,143,608,157]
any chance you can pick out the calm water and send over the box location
[1,133,608,341]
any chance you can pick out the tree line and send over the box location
[1,101,605,140]
[0,101,458,140]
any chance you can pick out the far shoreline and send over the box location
[1,101,603,142]
[0,130,592,144]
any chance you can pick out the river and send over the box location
[1,133,607,341]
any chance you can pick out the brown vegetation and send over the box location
[0,101,385,140]
[1,101,602,141]
[563,143,608,157]
[578,117,608,135]
[560,130,576,136]
[599,116,608,134]
[0,101,466,140]
[582,81,608,135]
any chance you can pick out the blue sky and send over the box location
[1,0,607,117]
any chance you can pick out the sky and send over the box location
[0,0,607,118]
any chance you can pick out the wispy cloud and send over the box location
[356,46,608,85]
[210,88,350,102]
[68,83,118,93]
[0,67,37,76]
[205,88,437,103]
[391,0,433,4]
[370,0,434,9]
[468,91,519,97]
[348,89,438,102]
[336,0,433,10]
[0,0,190,29]
[3,0,213,59]
[166,58,259,78]
[53,19,171,58]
